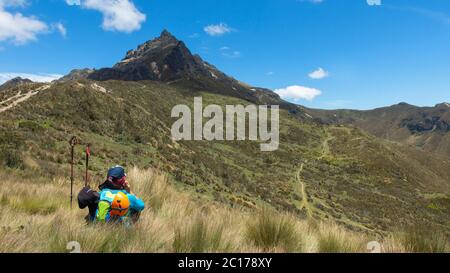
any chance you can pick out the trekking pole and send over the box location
[69,136,79,209]
[85,144,91,187]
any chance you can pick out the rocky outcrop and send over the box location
[88,30,222,82]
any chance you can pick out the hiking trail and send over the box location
[318,129,334,160]
[295,128,336,218]
[296,163,313,218]
[0,84,50,113]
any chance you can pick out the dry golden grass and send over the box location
[0,167,447,253]
[245,207,302,252]
[316,222,370,253]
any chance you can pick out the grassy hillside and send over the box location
[0,79,449,242]
[1,167,447,253]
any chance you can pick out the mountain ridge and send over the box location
[306,102,450,157]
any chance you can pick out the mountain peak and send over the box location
[160,29,176,40]
[0,77,33,89]
[89,29,214,82]
[119,30,181,64]
[86,29,299,111]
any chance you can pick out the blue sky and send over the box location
[0,0,449,110]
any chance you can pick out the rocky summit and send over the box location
[89,30,222,82]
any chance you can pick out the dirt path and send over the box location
[318,129,334,160]
[295,126,366,221]
[296,163,313,218]
[0,85,50,113]
[295,128,336,218]
[1,90,22,105]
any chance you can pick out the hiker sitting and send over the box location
[95,189,145,224]
[99,166,131,193]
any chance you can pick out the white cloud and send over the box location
[0,4,48,44]
[65,0,81,5]
[0,72,63,84]
[0,0,27,8]
[53,22,67,37]
[204,23,232,36]
[67,0,146,33]
[266,71,274,76]
[366,0,381,6]
[308,67,329,79]
[274,85,322,101]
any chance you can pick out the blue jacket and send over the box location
[95,189,145,222]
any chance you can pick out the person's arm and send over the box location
[96,201,110,222]
[128,194,145,212]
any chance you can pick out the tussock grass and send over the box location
[173,214,226,253]
[317,232,360,253]
[0,167,447,253]
[245,207,302,252]
[400,225,448,253]
[128,166,171,210]
[316,222,368,253]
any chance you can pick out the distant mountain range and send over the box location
[307,102,450,157]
